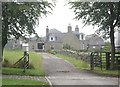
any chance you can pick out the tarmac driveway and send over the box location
[41,53,119,87]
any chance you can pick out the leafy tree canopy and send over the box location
[69,2,120,69]
[2,1,54,50]
[69,2,120,39]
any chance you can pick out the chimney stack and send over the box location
[75,25,79,32]
[46,26,49,42]
[68,24,72,33]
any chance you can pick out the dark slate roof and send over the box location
[85,34,96,40]
[49,33,65,42]
[72,31,85,35]
[41,37,46,42]
[48,29,65,42]
[48,29,86,42]
[29,37,45,42]
[49,29,62,34]
[85,34,105,46]
[72,31,79,34]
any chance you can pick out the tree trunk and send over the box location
[109,3,116,70]
[2,25,8,57]
[2,31,7,61]
[110,26,115,70]
[2,39,7,56]
[2,16,8,58]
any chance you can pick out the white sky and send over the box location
[35,0,97,37]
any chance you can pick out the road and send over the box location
[41,53,119,87]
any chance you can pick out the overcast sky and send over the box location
[35,0,97,37]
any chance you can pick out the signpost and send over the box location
[22,42,29,73]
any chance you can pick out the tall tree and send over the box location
[69,2,120,69]
[2,1,54,55]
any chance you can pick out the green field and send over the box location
[2,50,46,76]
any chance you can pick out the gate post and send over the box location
[23,51,27,73]
[90,52,94,70]
[100,52,102,70]
[22,42,29,73]
[106,52,110,70]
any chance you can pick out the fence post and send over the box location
[100,52,102,70]
[90,52,94,70]
[27,53,29,69]
[106,52,110,70]
[23,51,28,73]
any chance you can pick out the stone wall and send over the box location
[56,50,91,63]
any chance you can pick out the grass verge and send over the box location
[2,78,49,85]
[92,67,119,77]
[2,68,45,76]
[56,54,89,70]
[56,54,119,77]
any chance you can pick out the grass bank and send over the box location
[56,54,89,70]
[56,54,118,77]
[2,50,45,76]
